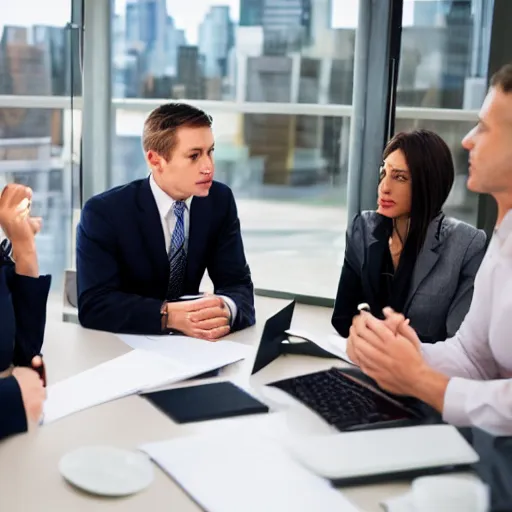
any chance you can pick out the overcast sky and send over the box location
[0,0,416,44]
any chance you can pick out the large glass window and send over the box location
[112,0,360,298]
[0,1,80,311]
[396,0,494,227]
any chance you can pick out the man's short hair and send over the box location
[491,63,512,94]
[142,103,212,160]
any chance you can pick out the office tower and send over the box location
[399,0,474,108]
[32,25,67,96]
[198,6,233,78]
[125,1,140,47]
[125,0,168,76]
[413,0,449,26]
[239,0,312,55]
[1,26,28,46]
[176,46,204,99]
[166,16,186,76]
[240,0,264,26]
[307,0,332,53]
[262,0,312,55]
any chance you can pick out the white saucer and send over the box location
[59,446,154,497]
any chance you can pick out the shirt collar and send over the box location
[495,209,512,241]
[149,174,193,219]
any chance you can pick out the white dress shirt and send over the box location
[422,209,512,435]
[149,175,237,323]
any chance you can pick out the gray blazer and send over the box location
[332,211,487,343]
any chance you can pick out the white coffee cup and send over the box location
[412,475,489,512]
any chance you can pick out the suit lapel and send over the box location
[363,215,391,305]
[404,215,443,310]
[185,195,211,285]
[136,178,169,286]
[366,237,385,304]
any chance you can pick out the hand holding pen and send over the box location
[31,355,47,387]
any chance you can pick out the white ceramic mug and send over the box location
[412,475,490,512]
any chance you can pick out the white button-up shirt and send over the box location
[149,174,237,323]
[149,174,192,254]
[422,209,512,435]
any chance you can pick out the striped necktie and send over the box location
[0,239,13,263]
[166,201,187,301]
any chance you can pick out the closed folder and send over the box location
[143,381,269,423]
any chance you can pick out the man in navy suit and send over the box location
[76,103,255,338]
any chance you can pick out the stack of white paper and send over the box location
[118,334,252,373]
[43,349,200,425]
[140,432,360,512]
[43,334,254,425]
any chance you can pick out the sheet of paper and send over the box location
[285,328,358,366]
[118,334,253,373]
[140,432,360,512]
[43,349,194,424]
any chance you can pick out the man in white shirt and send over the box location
[77,103,254,337]
[347,63,512,436]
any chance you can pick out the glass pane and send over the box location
[111,0,360,298]
[113,0,359,104]
[0,1,78,310]
[396,0,495,226]
[0,108,76,289]
[0,0,76,96]
[113,110,349,298]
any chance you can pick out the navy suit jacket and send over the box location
[0,256,51,441]
[76,178,255,334]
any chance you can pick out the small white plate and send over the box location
[59,446,154,497]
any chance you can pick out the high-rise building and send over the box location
[166,16,186,76]
[32,25,66,95]
[176,46,204,99]
[262,0,312,54]
[239,0,312,55]
[1,26,28,46]
[198,6,233,78]
[413,0,450,26]
[125,0,168,76]
[400,0,473,109]
[240,0,264,26]
[0,27,52,137]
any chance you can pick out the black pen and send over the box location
[357,303,371,313]
[32,354,47,387]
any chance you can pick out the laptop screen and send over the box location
[251,301,295,374]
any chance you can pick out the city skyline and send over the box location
[1,0,421,45]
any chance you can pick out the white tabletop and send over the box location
[0,296,411,511]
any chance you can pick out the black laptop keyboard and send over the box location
[270,368,416,431]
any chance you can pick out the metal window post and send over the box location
[82,0,113,201]
[346,0,399,220]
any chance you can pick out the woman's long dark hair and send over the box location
[382,129,455,256]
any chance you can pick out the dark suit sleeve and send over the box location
[207,189,255,332]
[9,266,51,367]
[0,376,27,441]
[445,229,487,337]
[77,198,163,334]
[331,215,365,337]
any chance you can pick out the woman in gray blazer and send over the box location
[332,130,487,343]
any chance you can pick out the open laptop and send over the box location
[252,303,427,431]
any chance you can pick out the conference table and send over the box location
[0,296,508,511]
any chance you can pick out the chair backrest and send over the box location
[63,269,78,308]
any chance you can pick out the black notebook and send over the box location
[143,381,269,423]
